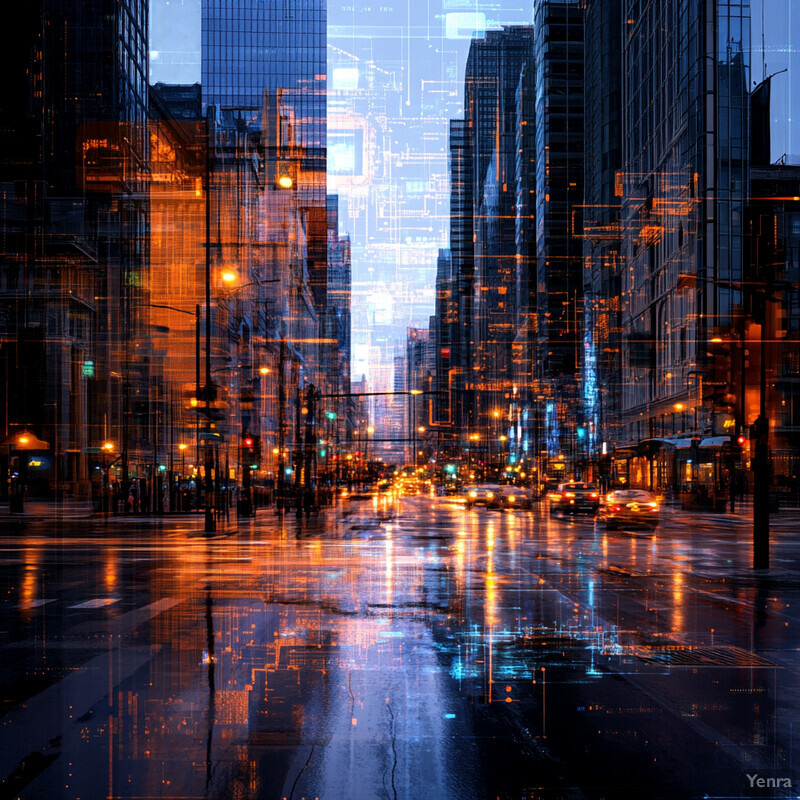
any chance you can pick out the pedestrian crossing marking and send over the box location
[68,598,119,609]
[18,599,55,608]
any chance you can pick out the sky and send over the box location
[149,0,201,85]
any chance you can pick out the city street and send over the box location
[1,497,799,799]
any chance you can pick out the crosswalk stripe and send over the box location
[67,598,118,609]
[17,599,55,609]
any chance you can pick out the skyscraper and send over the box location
[202,0,327,306]
[200,0,336,510]
[579,0,755,499]
[532,0,585,470]
[583,0,624,478]
[0,0,149,502]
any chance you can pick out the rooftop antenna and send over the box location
[762,0,766,81]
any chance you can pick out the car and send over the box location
[598,489,661,530]
[541,478,562,498]
[549,482,600,516]
[499,485,534,509]
[465,484,504,509]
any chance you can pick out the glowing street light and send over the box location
[220,270,237,284]
[178,443,188,478]
[278,175,293,189]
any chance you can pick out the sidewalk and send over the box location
[0,499,95,521]
[663,496,800,527]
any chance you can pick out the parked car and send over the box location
[598,489,660,530]
[465,484,504,509]
[549,482,600,516]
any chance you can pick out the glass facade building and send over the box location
[533,0,585,466]
[619,0,750,448]
[0,0,150,500]
[202,0,325,152]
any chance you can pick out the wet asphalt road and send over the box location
[1,496,800,799]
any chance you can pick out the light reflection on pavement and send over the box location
[1,496,799,798]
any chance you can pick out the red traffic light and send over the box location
[243,437,253,448]
[736,435,746,446]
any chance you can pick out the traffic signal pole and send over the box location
[753,319,769,569]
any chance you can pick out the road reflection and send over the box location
[0,496,797,798]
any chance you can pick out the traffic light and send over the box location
[242,434,260,465]
[736,434,746,447]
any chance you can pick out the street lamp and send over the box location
[365,425,374,470]
[102,442,113,512]
[468,432,479,474]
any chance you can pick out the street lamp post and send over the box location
[468,433,479,475]
[366,425,374,469]
[101,441,114,514]
[409,389,423,468]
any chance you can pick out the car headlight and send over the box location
[487,492,494,499]
[508,495,515,503]
[469,490,477,498]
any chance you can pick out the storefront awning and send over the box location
[700,436,729,448]
[638,437,692,453]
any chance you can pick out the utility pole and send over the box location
[277,335,286,511]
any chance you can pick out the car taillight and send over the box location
[611,505,622,512]
[549,493,561,499]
